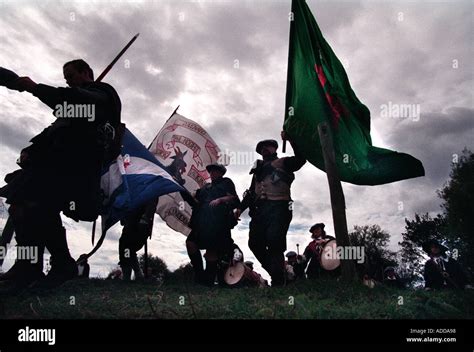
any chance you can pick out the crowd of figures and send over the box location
[0,61,470,293]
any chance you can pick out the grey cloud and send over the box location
[386,107,473,186]
[0,120,34,152]
[0,0,472,276]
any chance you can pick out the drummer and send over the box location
[223,258,269,288]
[216,242,244,286]
[301,223,336,279]
[242,260,269,286]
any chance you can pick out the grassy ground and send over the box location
[0,277,473,319]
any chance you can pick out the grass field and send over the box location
[1,277,473,319]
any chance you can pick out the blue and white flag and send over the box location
[100,128,185,232]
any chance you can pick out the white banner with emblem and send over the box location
[148,111,221,235]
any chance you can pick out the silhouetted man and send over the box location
[0,60,121,290]
[183,163,240,286]
[423,240,467,290]
[119,199,158,281]
[236,131,306,286]
[302,223,336,279]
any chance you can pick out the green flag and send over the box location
[284,0,424,185]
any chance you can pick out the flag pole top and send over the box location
[171,105,180,117]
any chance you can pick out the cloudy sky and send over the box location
[0,0,472,278]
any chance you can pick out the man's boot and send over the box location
[0,230,45,292]
[121,265,132,281]
[203,260,218,287]
[248,236,271,275]
[39,225,78,289]
[131,256,144,281]
[0,260,45,294]
[0,254,44,282]
[188,251,204,284]
[0,204,45,292]
[269,250,285,287]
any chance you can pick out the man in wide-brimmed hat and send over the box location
[423,239,468,290]
[182,163,241,286]
[301,223,337,279]
[235,131,306,286]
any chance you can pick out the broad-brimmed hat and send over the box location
[244,261,254,269]
[422,239,448,255]
[256,139,278,154]
[206,163,227,175]
[309,223,325,233]
[285,251,297,258]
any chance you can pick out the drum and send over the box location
[320,239,340,271]
[224,262,264,287]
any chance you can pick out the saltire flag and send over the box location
[148,111,221,236]
[284,0,424,185]
[100,128,185,233]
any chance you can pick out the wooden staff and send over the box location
[95,33,140,82]
[90,33,140,247]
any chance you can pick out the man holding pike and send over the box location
[0,60,122,290]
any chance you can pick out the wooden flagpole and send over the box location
[317,122,356,281]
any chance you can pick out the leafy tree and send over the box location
[349,224,397,281]
[138,253,170,280]
[399,149,473,282]
[438,148,474,275]
[398,213,448,285]
[167,263,194,282]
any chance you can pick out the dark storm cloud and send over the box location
[324,2,473,129]
[386,107,474,187]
